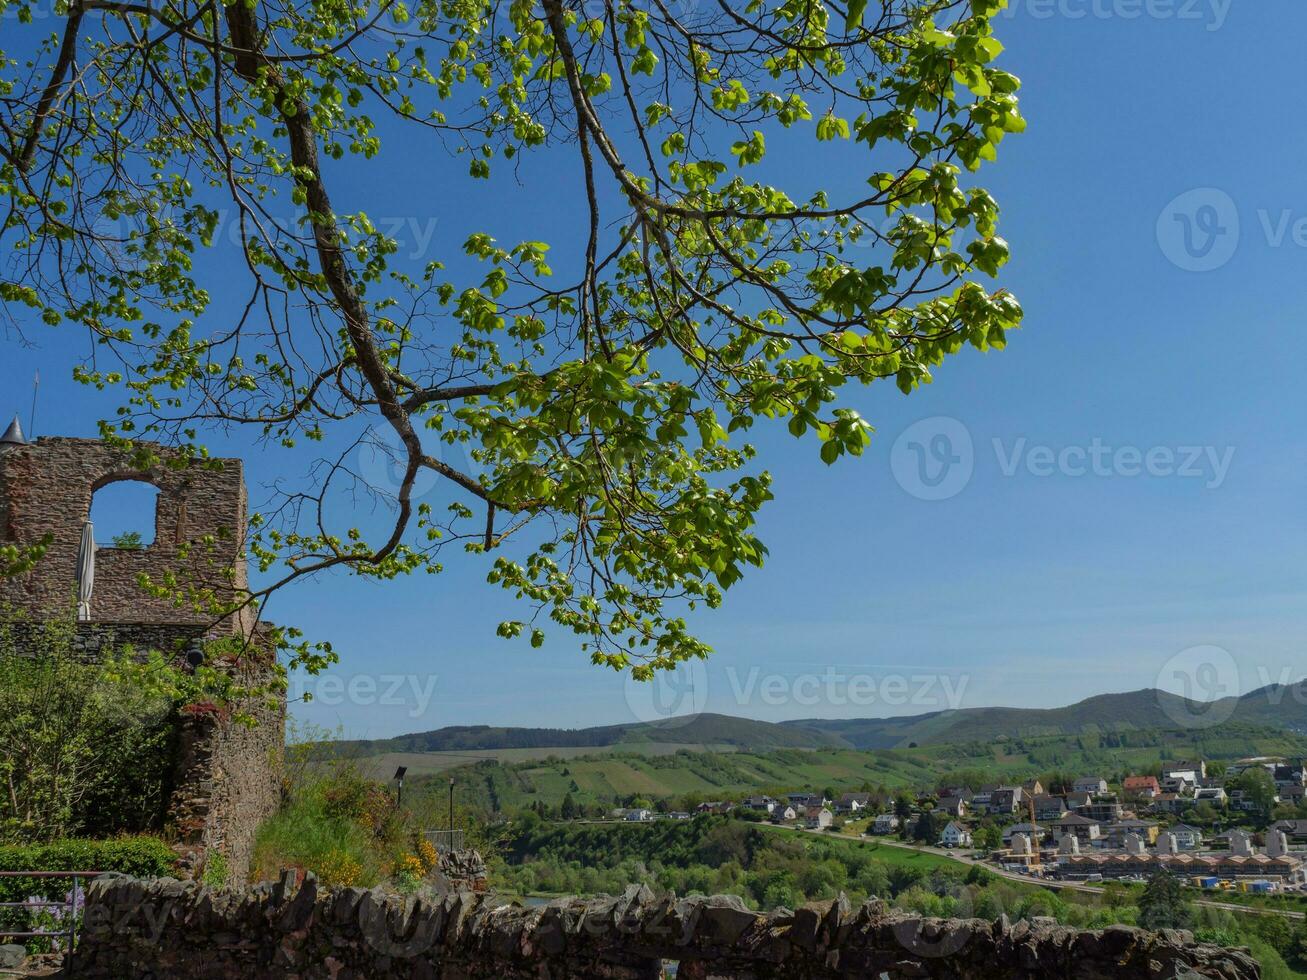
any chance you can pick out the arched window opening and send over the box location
[90,480,162,549]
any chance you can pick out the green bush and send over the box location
[0,836,178,902]
[0,617,180,840]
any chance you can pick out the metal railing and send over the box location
[0,870,99,970]
[423,829,465,853]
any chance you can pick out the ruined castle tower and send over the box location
[0,425,283,881]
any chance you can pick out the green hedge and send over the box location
[0,836,178,903]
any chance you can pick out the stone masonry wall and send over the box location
[168,686,286,883]
[0,436,249,629]
[0,620,210,660]
[76,873,1260,980]
[0,436,282,883]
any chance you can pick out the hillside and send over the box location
[790,684,1307,748]
[409,723,1307,817]
[787,689,1227,748]
[312,681,1307,761]
[314,712,838,759]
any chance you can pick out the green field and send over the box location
[759,826,969,874]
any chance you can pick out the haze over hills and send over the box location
[315,681,1307,756]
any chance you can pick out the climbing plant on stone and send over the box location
[0,0,1024,675]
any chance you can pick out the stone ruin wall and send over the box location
[0,436,252,631]
[0,436,283,882]
[75,872,1260,980]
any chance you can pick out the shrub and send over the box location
[0,619,180,841]
[0,836,177,905]
[253,757,420,888]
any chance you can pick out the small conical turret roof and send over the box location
[0,415,27,448]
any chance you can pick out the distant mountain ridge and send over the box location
[317,712,840,756]
[315,681,1307,755]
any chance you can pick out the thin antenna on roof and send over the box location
[29,370,39,439]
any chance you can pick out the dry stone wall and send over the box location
[76,872,1260,980]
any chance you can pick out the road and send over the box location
[794,828,1307,922]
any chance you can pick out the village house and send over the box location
[1160,775,1196,796]
[1193,787,1229,806]
[1122,776,1160,798]
[1032,795,1068,821]
[1021,779,1046,796]
[872,813,900,835]
[805,806,834,831]
[788,793,826,809]
[1225,759,1277,778]
[1271,819,1307,845]
[1100,819,1160,848]
[1280,784,1307,807]
[1077,795,1124,823]
[1169,823,1204,850]
[1064,791,1093,811]
[836,792,871,814]
[743,796,777,814]
[1161,761,1206,784]
[1229,786,1278,812]
[1002,822,1048,846]
[1052,812,1102,843]
[1058,851,1306,885]
[1274,764,1306,791]
[1149,793,1190,815]
[1072,776,1109,795]
[935,796,969,819]
[988,786,1024,815]
[940,822,972,848]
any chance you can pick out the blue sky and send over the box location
[4,0,1306,737]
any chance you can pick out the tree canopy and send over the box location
[0,0,1023,674]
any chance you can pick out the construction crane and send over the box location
[1028,794,1042,876]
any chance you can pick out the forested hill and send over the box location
[312,682,1307,755]
[312,712,840,756]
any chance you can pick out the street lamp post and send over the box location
[394,766,408,808]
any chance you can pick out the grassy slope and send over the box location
[407,724,1307,815]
